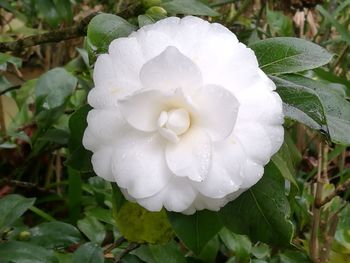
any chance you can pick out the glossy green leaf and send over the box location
[72,242,104,263]
[87,13,136,53]
[276,74,350,145]
[197,235,220,263]
[132,241,186,263]
[0,194,35,232]
[250,37,332,75]
[30,222,81,248]
[36,68,77,110]
[0,241,57,263]
[168,210,222,255]
[271,75,328,131]
[77,216,106,245]
[65,105,92,171]
[116,202,173,244]
[219,165,294,245]
[161,0,219,16]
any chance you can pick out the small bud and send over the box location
[18,231,31,241]
[146,6,167,17]
[142,0,162,8]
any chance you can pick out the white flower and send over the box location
[83,16,284,214]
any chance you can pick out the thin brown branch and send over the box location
[0,178,56,194]
[0,96,6,136]
[104,236,125,254]
[310,142,324,263]
[0,12,98,52]
[316,178,350,208]
[113,243,140,263]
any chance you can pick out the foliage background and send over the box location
[0,0,350,262]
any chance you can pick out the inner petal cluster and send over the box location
[157,108,191,143]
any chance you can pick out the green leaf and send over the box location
[317,6,350,46]
[87,13,136,54]
[38,128,69,145]
[0,194,35,232]
[132,241,186,263]
[0,52,22,71]
[197,235,220,262]
[0,241,57,263]
[219,228,252,261]
[35,68,77,110]
[250,37,332,75]
[161,0,219,16]
[30,222,81,248]
[272,75,328,131]
[72,242,104,263]
[276,74,350,145]
[168,210,222,255]
[266,9,293,36]
[77,216,106,245]
[219,165,294,245]
[35,0,60,27]
[116,202,173,244]
[65,105,92,171]
[53,0,73,24]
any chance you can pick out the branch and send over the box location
[113,243,139,263]
[316,178,350,208]
[0,12,99,52]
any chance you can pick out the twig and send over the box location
[0,85,21,96]
[0,178,56,194]
[316,178,350,208]
[0,96,6,136]
[114,243,140,263]
[310,142,324,263]
[104,236,125,254]
[0,12,98,52]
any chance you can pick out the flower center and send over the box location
[157,108,191,143]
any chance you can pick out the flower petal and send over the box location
[166,128,212,182]
[91,147,114,182]
[192,84,239,141]
[192,138,246,198]
[234,123,272,165]
[140,46,202,94]
[111,131,170,199]
[137,176,197,212]
[119,89,168,132]
[240,159,264,188]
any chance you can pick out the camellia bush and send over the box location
[0,0,350,262]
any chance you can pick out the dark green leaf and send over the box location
[72,242,104,263]
[30,222,81,248]
[161,0,219,16]
[35,0,60,27]
[132,241,186,263]
[197,235,220,262]
[0,241,57,263]
[0,52,22,71]
[276,74,350,145]
[38,128,69,145]
[65,105,92,171]
[77,216,106,245]
[168,210,222,255]
[0,194,35,232]
[87,13,136,53]
[250,37,332,75]
[272,75,328,131]
[36,68,77,110]
[219,165,294,245]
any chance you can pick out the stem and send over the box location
[0,96,6,137]
[29,206,56,222]
[316,178,350,208]
[0,12,98,52]
[310,142,323,263]
[113,243,140,263]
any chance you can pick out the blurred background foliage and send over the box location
[0,0,350,262]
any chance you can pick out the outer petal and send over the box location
[93,54,118,89]
[240,159,264,188]
[119,90,167,132]
[140,46,202,94]
[111,131,170,199]
[166,128,211,182]
[192,138,246,198]
[137,176,197,212]
[234,123,272,165]
[108,37,144,95]
[91,147,115,182]
[192,84,239,141]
